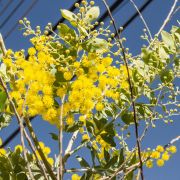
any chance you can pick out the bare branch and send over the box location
[0,33,7,56]
[102,0,144,179]
[58,95,65,180]
[65,130,79,155]
[23,129,49,180]
[0,77,35,180]
[129,0,152,40]
[24,117,57,180]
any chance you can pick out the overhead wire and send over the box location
[0,0,12,17]
[4,0,39,40]
[115,0,154,36]
[0,0,154,148]
[0,0,25,29]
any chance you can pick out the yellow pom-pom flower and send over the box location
[168,145,177,154]
[146,160,153,168]
[151,151,160,159]
[156,159,164,167]
[156,145,164,153]
[66,117,74,126]
[162,152,170,161]
[64,71,73,80]
[47,157,54,166]
[0,149,6,156]
[95,102,104,111]
[72,174,81,180]
[82,134,89,141]
[28,47,36,56]
[15,145,23,152]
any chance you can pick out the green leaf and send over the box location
[58,23,77,45]
[60,9,78,26]
[125,171,134,180]
[104,149,110,163]
[118,149,124,166]
[76,156,90,168]
[82,38,109,53]
[86,120,95,134]
[141,48,151,64]
[136,103,152,118]
[49,133,58,141]
[104,122,115,136]
[121,110,134,125]
[54,71,69,84]
[104,110,113,117]
[80,170,92,180]
[104,155,118,169]
[64,123,80,133]
[0,90,7,111]
[78,25,89,36]
[93,117,107,131]
[0,63,9,82]
[84,6,100,23]
[171,26,179,34]
[160,69,174,83]
[159,46,169,59]
[161,30,175,52]
[101,133,116,147]
[0,113,11,130]
[16,172,27,180]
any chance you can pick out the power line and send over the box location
[4,0,39,40]
[0,0,25,29]
[115,0,154,36]
[0,0,153,148]
[0,0,12,17]
[95,0,128,28]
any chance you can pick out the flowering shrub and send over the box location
[0,0,179,179]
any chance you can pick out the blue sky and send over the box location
[0,0,180,179]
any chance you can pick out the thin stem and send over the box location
[0,33,7,55]
[58,95,65,180]
[102,0,144,179]
[24,117,57,180]
[23,129,49,180]
[149,0,178,47]
[65,130,79,155]
[129,0,152,40]
[0,77,34,179]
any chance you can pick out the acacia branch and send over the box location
[58,95,65,180]
[122,135,180,179]
[23,129,48,180]
[65,130,79,155]
[0,34,35,180]
[24,117,56,180]
[0,77,35,179]
[102,0,144,179]
[130,0,152,40]
[0,33,7,55]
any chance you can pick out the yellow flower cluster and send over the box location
[3,32,130,128]
[34,142,54,166]
[3,36,61,125]
[145,145,177,168]
[72,174,81,180]
[0,148,6,156]
[62,55,130,124]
